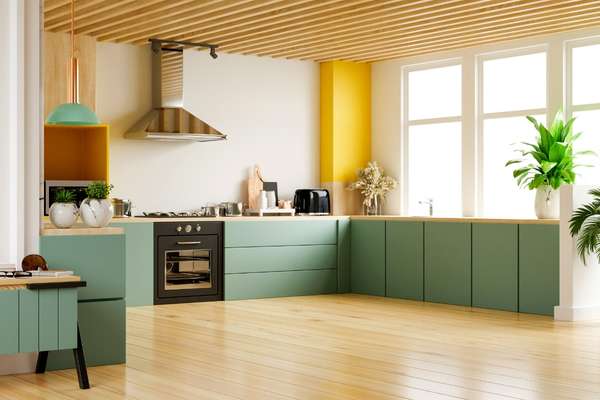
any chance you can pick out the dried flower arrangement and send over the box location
[348,161,398,212]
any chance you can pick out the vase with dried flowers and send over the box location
[348,161,398,215]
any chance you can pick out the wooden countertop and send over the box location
[0,275,80,290]
[41,224,125,236]
[109,215,350,223]
[351,215,559,225]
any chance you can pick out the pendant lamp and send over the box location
[46,0,99,125]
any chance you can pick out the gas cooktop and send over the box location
[138,211,205,218]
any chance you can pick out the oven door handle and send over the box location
[176,241,202,245]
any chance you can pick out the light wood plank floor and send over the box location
[2,294,600,400]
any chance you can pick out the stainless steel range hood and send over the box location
[125,40,226,142]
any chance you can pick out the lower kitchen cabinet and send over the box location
[225,245,337,273]
[225,269,337,300]
[48,299,126,370]
[111,222,154,307]
[424,222,472,306]
[519,224,559,315]
[386,221,424,300]
[337,218,351,293]
[472,224,518,311]
[350,220,386,296]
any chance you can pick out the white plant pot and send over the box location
[534,186,560,219]
[80,198,114,227]
[49,202,78,228]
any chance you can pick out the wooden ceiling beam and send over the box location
[330,16,600,62]
[220,0,548,54]
[44,0,118,23]
[120,0,341,45]
[268,0,596,59]
[97,0,320,43]
[182,0,471,50]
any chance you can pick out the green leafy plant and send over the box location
[85,181,114,200]
[570,188,600,264]
[54,189,76,203]
[505,111,590,190]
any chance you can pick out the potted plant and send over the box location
[506,111,590,219]
[49,189,78,228]
[569,188,600,264]
[348,161,398,215]
[80,181,114,227]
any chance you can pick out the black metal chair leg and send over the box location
[72,325,90,389]
[35,351,48,374]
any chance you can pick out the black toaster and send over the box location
[293,189,330,215]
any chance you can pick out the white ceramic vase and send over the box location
[80,198,114,227]
[534,186,559,219]
[49,202,78,228]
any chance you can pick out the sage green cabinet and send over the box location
[519,224,559,315]
[225,269,337,300]
[41,233,126,369]
[225,245,336,273]
[386,221,424,300]
[0,291,18,355]
[225,220,337,247]
[112,222,154,307]
[350,220,386,296]
[337,218,351,293]
[48,299,126,369]
[472,224,518,311]
[424,222,472,306]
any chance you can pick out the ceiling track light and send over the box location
[149,38,219,59]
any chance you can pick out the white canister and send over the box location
[259,191,269,210]
[266,191,277,209]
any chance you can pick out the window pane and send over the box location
[408,65,461,120]
[408,122,461,216]
[483,52,546,113]
[572,44,600,106]
[482,115,542,217]
[573,110,600,184]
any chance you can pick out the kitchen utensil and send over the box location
[278,200,292,209]
[248,165,264,210]
[206,205,224,217]
[263,182,278,205]
[293,189,331,215]
[223,202,243,216]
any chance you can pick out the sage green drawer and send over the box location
[224,221,337,247]
[224,269,337,300]
[225,245,337,274]
[0,291,18,355]
[41,234,125,301]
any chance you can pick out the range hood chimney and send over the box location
[125,39,226,142]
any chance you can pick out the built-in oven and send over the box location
[154,221,223,304]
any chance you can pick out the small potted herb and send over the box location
[49,189,78,228]
[80,181,115,227]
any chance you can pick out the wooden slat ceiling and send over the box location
[44,0,600,62]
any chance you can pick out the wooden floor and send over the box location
[2,294,600,400]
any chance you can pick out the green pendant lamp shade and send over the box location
[46,0,100,126]
[46,103,99,125]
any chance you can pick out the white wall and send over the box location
[0,0,11,263]
[97,43,319,212]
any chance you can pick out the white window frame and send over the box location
[475,45,549,216]
[565,36,600,117]
[401,58,462,215]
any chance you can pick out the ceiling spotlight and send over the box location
[210,47,218,59]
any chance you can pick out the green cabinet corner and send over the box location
[386,221,424,300]
[472,224,518,312]
[350,220,386,296]
[519,224,559,315]
[424,222,472,306]
[112,222,154,307]
[337,218,351,293]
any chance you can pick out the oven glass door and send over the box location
[157,235,219,298]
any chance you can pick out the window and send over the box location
[405,63,462,216]
[569,43,600,184]
[479,51,547,217]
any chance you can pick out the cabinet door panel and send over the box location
[225,221,337,247]
[519,225,559,315]
[225,245,336,274]
[424,222,471,306]
[472,224,518,311]
[350,220,386,296]
[39,289,59,351]
[18,290,39,353]
[386,221,424,300]
[0,291,19,355]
